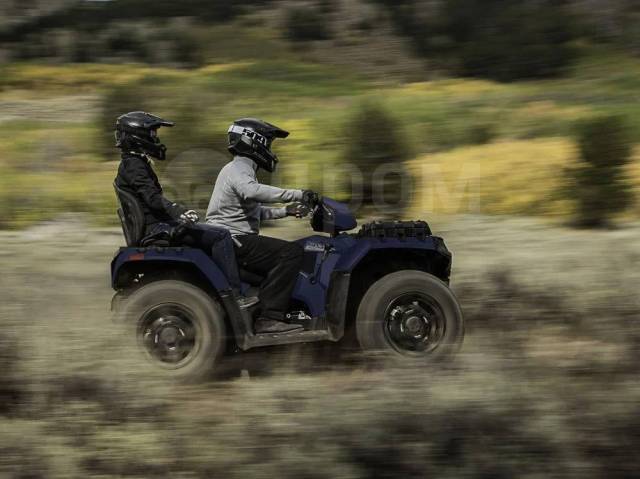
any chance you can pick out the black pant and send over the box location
[234,235,304,321]
[177,224,242,291]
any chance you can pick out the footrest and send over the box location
[242,329,331,349]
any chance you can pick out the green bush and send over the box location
[167,27,207,67]
[103,26,153,63]
[567,115,634,227]
[344,101,412,215]
[284,6,330,42]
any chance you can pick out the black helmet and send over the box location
[115,111,174,161]
[227,118,289,172]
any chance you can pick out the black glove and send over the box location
[302,190,320,207]
[286,202,310,218]
[167,202,189,220]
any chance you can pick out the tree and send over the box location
[284,6,330,42]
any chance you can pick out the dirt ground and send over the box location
[0,214,638,478]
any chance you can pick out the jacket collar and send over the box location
[235,155,258,172]
[122,151,146,160]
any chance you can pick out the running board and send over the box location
[240,329,331,350]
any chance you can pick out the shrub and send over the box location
[567,115,634,227]
[344,101,412,215]
[103,26,153,63]
[466,121,497,146]
[284,6,330,42]
[168,27,207,67]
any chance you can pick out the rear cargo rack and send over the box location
[357,220,432,240]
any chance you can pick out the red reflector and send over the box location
[128,253,145,261]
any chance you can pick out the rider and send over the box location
[113,111,257,309]
[206,118,319,334]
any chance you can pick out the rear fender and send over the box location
[111,247,231,292]
[111,247,257,348]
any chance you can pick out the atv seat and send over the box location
[113,182,175,247]
[114,182,265,289]
[114,182,146,247]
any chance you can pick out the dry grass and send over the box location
[407,138,577,217]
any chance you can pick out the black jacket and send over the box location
[115,153,185,229]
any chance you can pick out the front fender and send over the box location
[335,235,452,272]
[111,247,231,292]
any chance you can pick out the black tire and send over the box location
[116,280,226,381]
[356,270,464,360]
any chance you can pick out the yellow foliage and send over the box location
[407,138,579,217]
[2,64,175,91]
[510,101,592,124]
[1,62,254,92]
[401,79,506,97]
[197,62,255,76]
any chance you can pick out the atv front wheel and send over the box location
[117,280,226,381]
[356,271,463,360]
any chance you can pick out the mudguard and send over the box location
[111,246,231,292]
[334,234,452,272]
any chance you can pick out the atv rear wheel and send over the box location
[117,280,226,381]
[356,271,463,360]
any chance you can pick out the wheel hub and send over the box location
[157,324,182,348]
[139,307,196,365]
[385,296,444,355]
[402,314,428,339]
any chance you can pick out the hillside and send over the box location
[0,0,431,81]
[1,48,639,228]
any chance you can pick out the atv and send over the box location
[111,185,464,380]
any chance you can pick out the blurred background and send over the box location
[0,1,639,477]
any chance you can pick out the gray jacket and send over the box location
[205,156,303,236]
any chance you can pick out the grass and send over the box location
[0,63,186,93]
[0,216,638,477]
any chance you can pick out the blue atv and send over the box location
[111,185,464,380]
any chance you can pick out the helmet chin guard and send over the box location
[227,118,289,172]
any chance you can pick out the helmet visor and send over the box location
[228,125,270,148]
